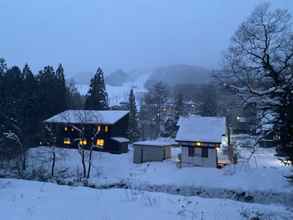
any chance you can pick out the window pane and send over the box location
[188,147,194,157]
[201,148,208,158]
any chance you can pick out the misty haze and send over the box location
[1,1,293,220]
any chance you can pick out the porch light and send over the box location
[196,142,201,146]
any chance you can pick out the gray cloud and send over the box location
[1,0,292,75]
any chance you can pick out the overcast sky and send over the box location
[1,0,293,75]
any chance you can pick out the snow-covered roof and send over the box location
[176,115,226,143]
[111,137,129,143]
[134,138,177,147]
[45,110,129,125]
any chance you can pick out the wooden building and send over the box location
[176,115,226,168]
[44,110,129,154]
[133,139,176,164]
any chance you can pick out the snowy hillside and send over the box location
[75,64,211,106]
[76,73,149,106]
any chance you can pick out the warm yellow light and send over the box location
[105,126,109,133]
[64,127,68,131]
[196,142,201,146]
[64,138,71,145]
[79,139,87,145]
[96,139,104,146]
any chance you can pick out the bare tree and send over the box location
[43,125,57,177]
[217,3,293,162]
[59,110,101,179]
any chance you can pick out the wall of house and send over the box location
[181,146,217,168]
[111,114,129,137]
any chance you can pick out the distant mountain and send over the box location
[105,69,130,86]
[145,64,212,88]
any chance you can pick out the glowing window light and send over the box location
[64,138,71,145]
[64,127,68,131]
[96,139,104,147]
[196,142,201,146]
[79,139,87,145]
[105,126,109,133]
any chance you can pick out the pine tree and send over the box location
[128,89,140,142]
[174,93,184,120]
[22,64,39,145]
[56,64,68,112]
[85,67,109,110]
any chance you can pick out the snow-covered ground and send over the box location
[1,146,293,219]
[1,178,292,220]
[26,146,293,204]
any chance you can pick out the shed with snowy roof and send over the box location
[44,110,129,154]
[133,139,177,163]
[176,115,226,168]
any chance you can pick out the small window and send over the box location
[64,127,68,131]
[64,138,71,145]
[201,148,208,158]
[96,139,104,148]
[188,147,194,157]
[97,125,101,132]
[79,139,87,145]
[105,126,109,133]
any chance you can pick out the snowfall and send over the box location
[1,143,293,220]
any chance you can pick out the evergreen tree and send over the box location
[128,89,140,142]
[22,64,39,145]
[174,93,185,120]
[198,84,218,117]
[144,82,169,138]
[56,64,68,111]
[85,67,109,110]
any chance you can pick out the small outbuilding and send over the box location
[133,139,177,164]
[176,115,226,168]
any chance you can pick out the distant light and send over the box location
[196,142,201,146]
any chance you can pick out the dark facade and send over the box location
[45,111,129,154]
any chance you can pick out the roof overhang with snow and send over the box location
[44,110,129,125]
[176,115,226,144]
[133,138,178,147]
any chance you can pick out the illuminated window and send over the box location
[105,126,109,133]
[96,139,104,148]
[64,127,68,131]
[196,142,201,146]
[97,125,101,132]
[64,138,71,145]
[79,139,87,145]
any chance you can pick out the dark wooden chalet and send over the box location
[44,110,129,154]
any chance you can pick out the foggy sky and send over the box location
[1,0,293,75]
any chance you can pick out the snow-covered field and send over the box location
[27,146,292,194]
[1,178,292,220]
[1,146,293,219]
